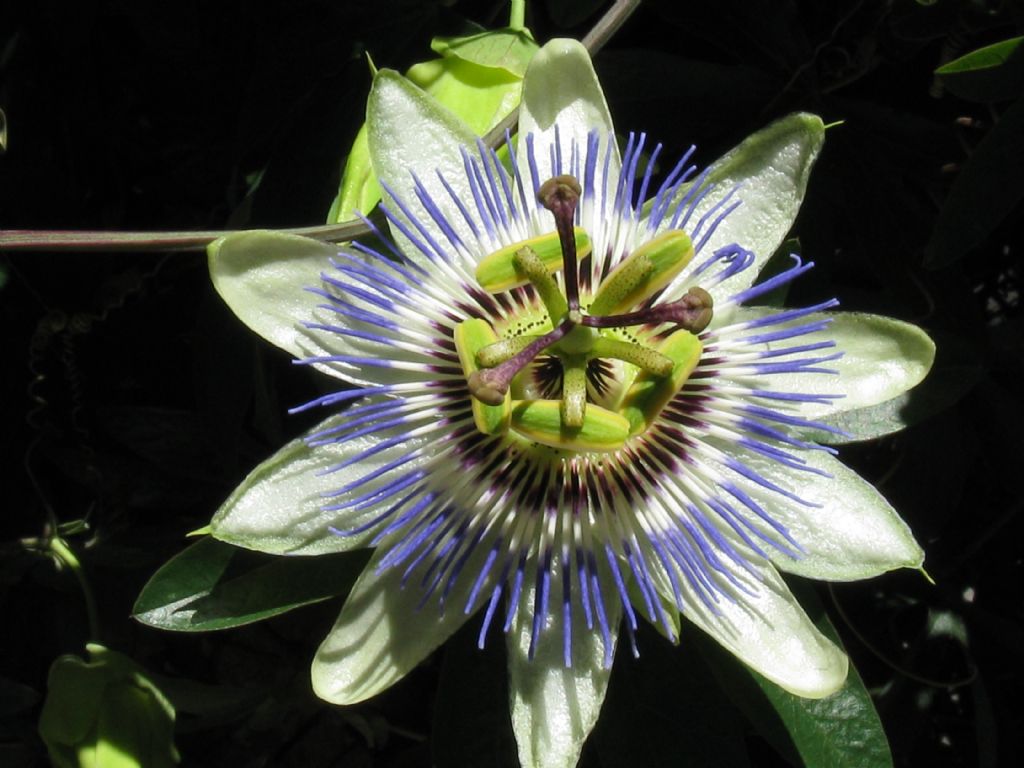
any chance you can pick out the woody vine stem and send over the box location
[0,0,641,254]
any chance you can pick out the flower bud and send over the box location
[328,28,538,223]
[38,644,179,768]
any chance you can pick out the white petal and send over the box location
[507,562,619,768]
[311,546,480,705]
[211,406,431,555]
[662,113,824,302]
[210,230,438,388]
[368,70,497,270]
[721,449,923,580]
[725,309,935,420]
[518,38,619,202]
[208,230,338,361]
[680,560,848,699]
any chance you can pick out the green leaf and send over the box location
[699,584,893,768]
[431,29,538,77]
[133,538,366,631]
[936,37,1024,102]
[926,96,1024,267]
[39,645,179,768]
[937,36,1022,74]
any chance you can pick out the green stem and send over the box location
[509,0,526,30]
[580,0,642,54]
[0,218,373,254]
[49,536,101,642]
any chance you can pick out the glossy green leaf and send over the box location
[133,538,367,631]
[926,96,1024,267]
[328,124,381,223]
[329,23,531,224]
[937,37,1022,75]
[431,29,538,77]
[936,37,1024,102]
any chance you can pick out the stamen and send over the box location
[588,229,694,317]
[469,318,574,405]
[561,359,588,428]
[583,286,714,334]
[477,335,541,369]
[537,175,583,311]
[591,337,673,377]
[513,246,568,321]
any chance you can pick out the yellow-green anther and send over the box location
[592,336,674,377]
[475,228,592,293]
[589,230,694,316]
[454,318,510,434]
[510,399,629,453]
[588,252,655,316]
[476,334,541,368]
[513,246,568,320]
[618,330,703,436]
[561,358,588,428]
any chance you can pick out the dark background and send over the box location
[1,0,1022,765]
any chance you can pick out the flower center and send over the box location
[454,175,714,453]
